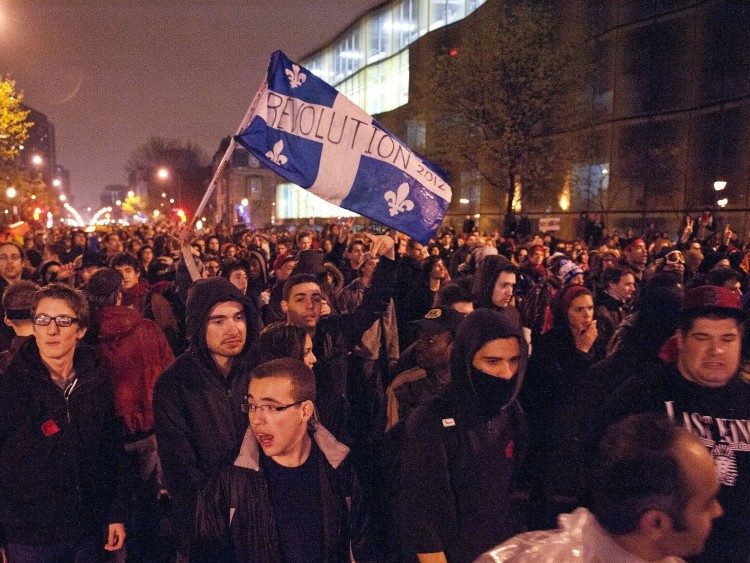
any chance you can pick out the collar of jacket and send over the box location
[233,417,350,471]
[13,338,99,383]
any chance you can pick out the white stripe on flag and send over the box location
[258,90,450,203]
[307,94,370,205]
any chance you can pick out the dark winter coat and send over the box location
[593,365,750,563]
[594,288,626,347]
[0,341,128,545]
[399,309,529,562]
[153,277,260,548]
[520,324,605,520]
[312,257,397,437]
[192,423,376,562]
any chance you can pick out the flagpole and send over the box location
[190,78,268,227]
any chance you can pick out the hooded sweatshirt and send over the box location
[154,277,262,549]
[400,309,529,563]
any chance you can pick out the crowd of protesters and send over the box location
[0,209,748,561]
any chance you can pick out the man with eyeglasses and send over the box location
[193,358,375,562]
[0,283,128,562]
[153,277,261,562]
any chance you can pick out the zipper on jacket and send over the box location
[63,378,78,425]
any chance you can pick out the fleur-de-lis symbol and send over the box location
[384,183,415,217]
[265,140,288,165]
[285,64,306,88]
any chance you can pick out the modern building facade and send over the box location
[211,0,750,239]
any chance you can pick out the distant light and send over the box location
[169,198,174,204]
[6,187,16,198]
[127,190,135,198]
[459,198,470,204]
[474,213,481,219]
[87,207,92,212]
[115,199,122,206]
[161,192,167,198]
[153,210,160,217]
[602,168,608,175]
[157,168,169,180]
[59,194,67,202]
[30,194,36,200]
[201,217,207,222]
[450,48,459,57]
[31,155,43,166]
[195,220,203,230]
[52,179,62,187]
[714,180,727,191]
[241,198,249,207]
[718,198,729,207]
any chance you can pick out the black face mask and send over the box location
[470,365,517,417]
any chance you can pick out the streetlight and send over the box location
[241,198,249,207]
[115,199,122,206]
[31,154,43,166]
[59,194,67,202]
[157,167,169,180]
[6,187,16,199]
[714,180,727,192]
[127,190,135,198]
[718,198,729,208]
[52,179,62,188]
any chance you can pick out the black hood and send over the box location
[449,308,528,411]
[185,276,255,352]
[472,254,513,309]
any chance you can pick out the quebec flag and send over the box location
[237,50,452,244]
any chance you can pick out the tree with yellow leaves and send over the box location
[0,77,33,164]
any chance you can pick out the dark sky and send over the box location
[0,0,384,210]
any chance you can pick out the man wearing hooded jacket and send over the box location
[399,309,528,563]
[153,277,261,561]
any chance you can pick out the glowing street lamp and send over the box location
[157,167,169,180]
[241,198,249,207]
[31,154,43,166]
[59,194,67,202]
[127,190,135,198]
[717,198,729,207]
[52,179,62,188]
[6,187,16,199]
[714,180,727,192]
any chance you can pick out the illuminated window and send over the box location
[369,9,393,63]
[276,184,359,219]
[334,28,364,83]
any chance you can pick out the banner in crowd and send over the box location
[236,50,452,244]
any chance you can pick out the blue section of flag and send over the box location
[267,51,337,108]
[341,157,449,244]
[236,50,451,243]
[239,118,322,188]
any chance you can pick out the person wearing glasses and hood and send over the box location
[193,358,377,562]
[399,309,528,563]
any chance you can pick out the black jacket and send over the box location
[0,341,128,545]
[593,365,750,563]
[154,277,260,547]
[193,423,376,562]
[312,257,397,437]
[399,310,529,563]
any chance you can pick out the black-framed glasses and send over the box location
[32,314,79,328]
[241,396,305,415]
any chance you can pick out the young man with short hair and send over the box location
[478,414,723,562]
[0,280,39,369]
[193,358,374,562]
[0,284,128,561]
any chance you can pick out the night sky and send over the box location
[0,0,384,210]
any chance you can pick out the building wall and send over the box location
[283,0,750,240]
